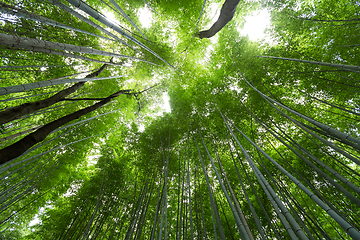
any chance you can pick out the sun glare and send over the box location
[163,92,171,113]
[239,9,271,41]
[138,7,153,28]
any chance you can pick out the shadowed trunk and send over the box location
[0,62,109,125]
[0,89,126,164]
[198,0,240,39]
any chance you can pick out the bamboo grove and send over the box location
[0,0,359,239]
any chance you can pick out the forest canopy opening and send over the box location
[162,92,171,113]
[239,9,271,41]
[138,7,153,28]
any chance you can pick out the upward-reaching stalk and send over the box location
[196,164,207,240]
[164,134,170,240]
[197,128,250,240]
[150,177,163,240]
[0,33,153,64]
[63,0,175,68]
[190,122,225,240]
[186,140,194,239]
[0,3,114,41]
[263,95,360,166]
[216,141,257,240]
[108,0,148,40]
[214,99,308,239]
[82,174,106,240]
[0,74,127,96]
[48,0,138,51]
[178,148,186,240]
[258,55,360,72]
[241,100,360,201]
[239,71,360,149]
[230,136,282,239]
[219,108,360,239]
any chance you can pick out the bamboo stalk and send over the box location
[223,112,360,239]
[0,3,114,41]
[258,55,360,72]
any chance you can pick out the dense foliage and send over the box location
[0,0,359,239]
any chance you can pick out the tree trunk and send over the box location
[0,83,83,125]
[164,144,169,240]
[175,150,181,240]
[295,87,359,116]
[0,63,83,70]
[198,0,240,38]
[265,97,360,165]
[0,62,108,125]
[125,170,150,240]
[19,47,129,67]
[0,89,128,164]
[136,176,155,240]
[82,175,106,240]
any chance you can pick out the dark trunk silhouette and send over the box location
[198,0,240,39]
[0,62,109,126]
[0,89,129,164]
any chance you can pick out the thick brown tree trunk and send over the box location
[0,63,109,125]
[0,89,126,164]
[198,0,240,39]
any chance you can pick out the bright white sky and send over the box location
[162,92,171,112]
[239,9,271,41]
[138,7,153,28]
